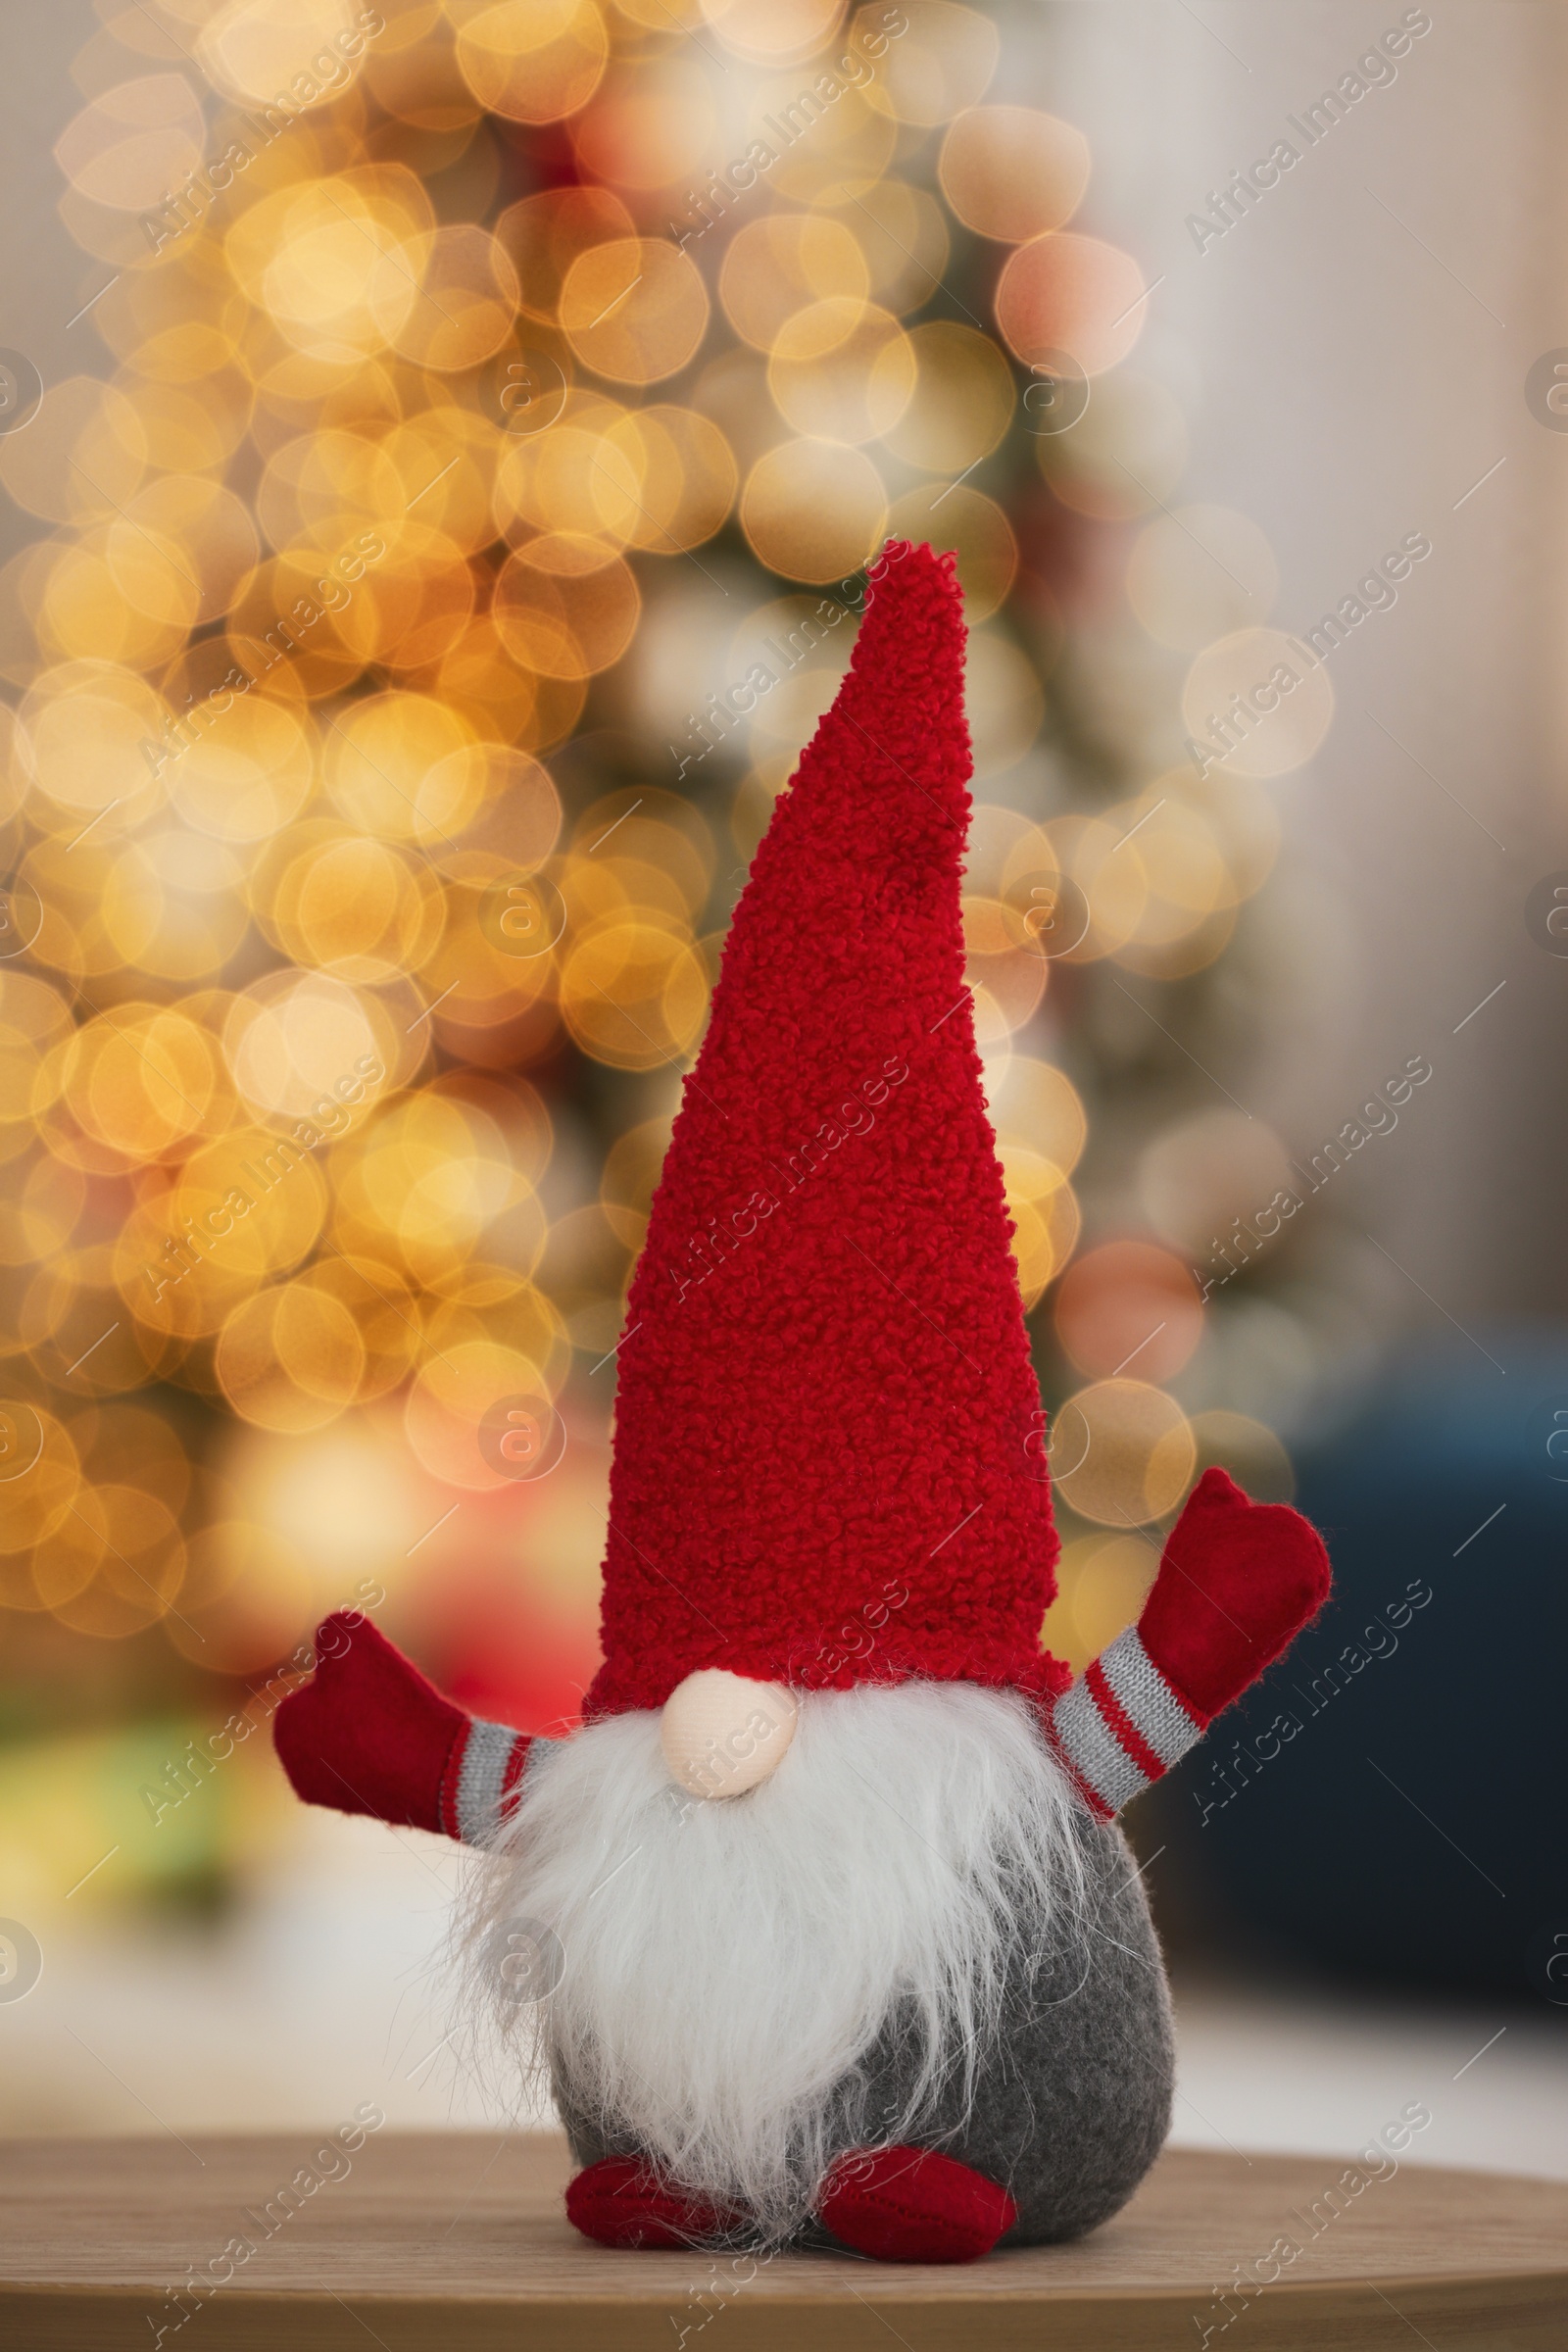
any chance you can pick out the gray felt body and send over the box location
[556,1804,1174,2247]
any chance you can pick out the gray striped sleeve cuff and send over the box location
[1051,1675,1151,1817]
[1098,1627,1204,1769]
[455,1718,525,1847]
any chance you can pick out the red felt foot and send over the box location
[1140,1466,1332,1724]
[816,2145,1017,2264]
[272,1612,468,1836]
[564,2157,742,2250]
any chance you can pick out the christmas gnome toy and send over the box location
[275,542,1331,2263]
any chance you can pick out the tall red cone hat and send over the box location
[586,542,1067,1720]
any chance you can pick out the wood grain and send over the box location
[0,2131,1563,2350]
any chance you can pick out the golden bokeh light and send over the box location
[765,81,895,205]
[996,232,1149,378]
[54,76,210,214]
[45,1483,186,1641]
[880,320,1013,473]
[961,893,1047,1033]
[1189,1410,1296,1503]
[836,178,950,314]
[321,687,478,838]
[0,375,147,528]
[197,0,369,109]
[228,171,429,366]
[22,661,169,821]
[703,0,848,68]
[600,1112,672,1249]
[1054,1239,1203,1384]
[984,1053,1087,1177]
[166,685,318,844]
[453,0,611,124]
[863,0,998,125]
[404,1335,560,1490]
[1050,1530,1161,1669]
[270,830,443,981]
[493,534,640,678]
[741,439,888,581]
[728,591,855,753]
[0,1405,81,1561]
[560,238,710,383]
[1003,812,1147,962]
[938,105,1090,243]
[559,911,710,1068]
[571,57,715,188]
[887,484,1016,621]
[498,184,635,322]
[217,1274,368,1434]
[1004,1168,1080,1310]
[1052,1379,1197,1528]
[384,224,520,371]
[767,300,915,444]
[364,6,481,133]
[1097,789,1241,977]
[719,213,870,351]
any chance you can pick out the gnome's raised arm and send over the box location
[1042,1465,1330,1821]
[273,1611,527,1847]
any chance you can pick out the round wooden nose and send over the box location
[659,1670,798,1799]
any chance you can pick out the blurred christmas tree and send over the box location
[0,0,1339,1913]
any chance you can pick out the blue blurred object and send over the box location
[1159,1327,1568,2003]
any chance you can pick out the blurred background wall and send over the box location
[1055,0,1568,1328]
[0,0,1562,2171]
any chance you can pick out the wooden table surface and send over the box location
[1,2130,1564,2350]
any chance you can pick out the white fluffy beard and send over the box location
[459,1680,1089,2243]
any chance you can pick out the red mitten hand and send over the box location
[1045,1468,1330,1821]
[1140,1466,1331,1726]
[273,1612,469,1836]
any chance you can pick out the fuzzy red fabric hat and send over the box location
[585,543,1067,1720]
